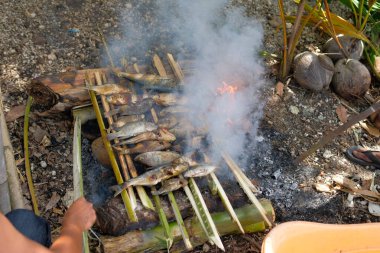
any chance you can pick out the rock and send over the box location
[40,161,47,168]
[62,190,74,207]
[289,105,300,115]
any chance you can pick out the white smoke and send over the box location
[157,0,266,165]
[110,0,266,168]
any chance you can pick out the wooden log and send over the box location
[28,68,110,110]
[95,188,248,236]
[101,199,274,253]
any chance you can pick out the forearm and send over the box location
[49,225,83,253]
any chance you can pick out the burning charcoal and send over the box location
[107,121,157,141]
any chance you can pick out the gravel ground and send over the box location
[1,0,379,252]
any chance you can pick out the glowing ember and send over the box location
[217,81,238,95]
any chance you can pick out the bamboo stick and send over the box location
[24,96,40,216]
[87,75,138,222]
[221,151,272,228]
[151,56,194,250]
[0,86,24,209]
[102,199,274,253]
[72,115,90,253]
[188,177,225,251]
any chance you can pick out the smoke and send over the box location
[110,0,266,168]
[157,0,266,166]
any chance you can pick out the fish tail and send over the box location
[109,182,130,197]
[107,132,119,141]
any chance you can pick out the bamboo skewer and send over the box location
[221,151,272,227]
[94,72,154,211]
[151,57,193,250]
[209,172,245,234]
[188,177,225,251]
[163,54,226,248]
[72,114,90,253]
[24,96,40,216]
[87,76,138,222]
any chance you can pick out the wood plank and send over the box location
[152,54,168,77]
[167,53,184,82]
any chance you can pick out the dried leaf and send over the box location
[359,121,380,137]
[336,105,348,123]
[275,81,284,97]
[45,192,61,211]
[5,104,26,122]
[369,0,377,9]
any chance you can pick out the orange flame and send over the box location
[217,81,238,95]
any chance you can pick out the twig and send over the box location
[295,102,380,163]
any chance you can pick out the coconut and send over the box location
[293,51,334,92]
[323,35,364,61]
[331,59,371,100]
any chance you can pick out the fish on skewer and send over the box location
[151,178,188,195]
[107,93,129,105]
[110,159,190,197]
[113,141,171,155]
[113,128,176,146]
[105,98,154,117]
[152,93,187,106]
[107,121,157,141]
[159,106,188,117]
[134,151,181,167]
[115,71,181,91]
[183,165,217,178]
[111,114,145,131]
[158,115,179,129]
[87,84,131,95]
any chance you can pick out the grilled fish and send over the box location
[106,93,129,105]
[110,160,190,196]
[183,165,217,178]
[151,178,188,195]
[134,151,181,167]
[158,115,179,129]
[159,106,188,117]
[107,121,157,141]
[152,93,187,106]
[111,114,145,131]
[113,141,171,155]
[114,128,175,146]
[116,72,181,91]
[106,98,154,117]
[87,84,131,95]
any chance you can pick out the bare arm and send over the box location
[0,197,96,253]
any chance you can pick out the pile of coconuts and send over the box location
[293,34,371,100]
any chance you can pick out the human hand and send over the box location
[62,197,96,233]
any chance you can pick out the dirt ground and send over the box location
[1,0,379,252]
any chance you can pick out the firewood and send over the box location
[101,199,274,253]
